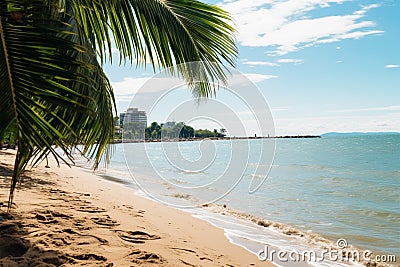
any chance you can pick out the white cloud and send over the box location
[277,58,304,64]
[385,64,400,69]
[244,73,278,83]
[243,61,279,66]
[330,106,400,113]
[218,0,383,55]
[208,72,279,90]
[111,77,150,98]
[112,72,278,112]
[353,4,380,15]
[242,59,304,66]
[112,72,277,100]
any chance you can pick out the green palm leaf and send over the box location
[70,0,237,96]
[0,0,237,211]
[1,0,115,210]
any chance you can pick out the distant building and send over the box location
[160,121,176,129]
[119,108,147,140]
[120,108,147,127]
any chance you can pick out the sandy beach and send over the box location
[0,150,273,267]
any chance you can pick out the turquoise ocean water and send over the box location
[84,134,399,266]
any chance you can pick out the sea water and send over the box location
[85,134,399,266]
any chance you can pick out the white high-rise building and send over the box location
[120,108,147,127]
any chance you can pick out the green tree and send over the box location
[168,122,195,138]
[124,122,146,140]
[0,0,237,210]
[161,127,171,139]
[194,128,225,138]
[168,124,180,138]
[145,122,161,139]
[195,129,215,138]
[180,125,195,138]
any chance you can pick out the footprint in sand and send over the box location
[35,213,57,224]
[70,253,107,261]
[49,189,67,195]
[122,204,134,210]
[128,249,165,264]
[62,228,108,245]
[76,206,106,213]
[34,210,73,225]
[134,209,146,218]
[116,230,160,244]
[91,215,120,227]
[66,253,114,266]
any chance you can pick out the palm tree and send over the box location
[0,0,237,210]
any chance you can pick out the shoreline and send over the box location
[113,135,321,143]
[86,156,398,267]
[72,161,396,267]
[0,150,274,266]
[1,150,396,266]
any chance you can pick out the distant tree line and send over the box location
[194,128,225,138]
[118,120,226,140]
[145,122,226,139]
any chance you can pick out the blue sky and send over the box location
[104,0,400,135]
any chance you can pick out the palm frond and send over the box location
[1,0,237,211]
[70,0,238,97]
[0,0,115,210]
